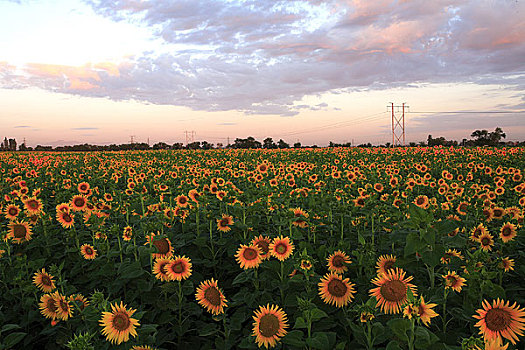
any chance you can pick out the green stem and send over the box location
[443,288,449,334]
[178,280,183,345]
[365,322,373,350]
[408,318,415,350]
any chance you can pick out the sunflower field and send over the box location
[1,147,524,350]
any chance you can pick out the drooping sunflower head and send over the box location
[149,234,173,259]
[269,236,294,261]
[473,299,525,345]
[33,268,56,293]
[498,257,515,273]
[251,235,271,260]
[100,301,140,345]
[376,254,397,276]
[252,304,288,349]
[69,294,90,311]
[318,273,356,308]
[417,296,439,326]
[195,278,228,315]
[442,271,467,293]
[217,214,234,232]
[369,268,417,314]
[327,250,352,274]
[235,244,262,269]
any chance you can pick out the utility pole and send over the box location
[129,135,135,144]
[184,131,195,145]
[387,102,408,147]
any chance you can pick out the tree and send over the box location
[293,142,301,148]
[172,143,184,150]
[153,142,170,150]
[263,137,277,149]
[232,137,261,149]
[277,139,289,149]
[8,138,17,151]
[201,141,214,150]
[471,127,506,146]
[186,141,202,150]
[489,127,506,144]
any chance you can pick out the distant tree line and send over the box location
[1,127,523,151]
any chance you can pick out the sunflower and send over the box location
[33,268,56,293]
[327,250,352,274]
[360,311,375,323]
[123,226,133,241]
[6,221,33,244]
[195,278,228,315]
[53,292,73,321]
[152,258,172,281]
[376,254,397,276]
[479,232,495,252]
[217,214,234,232]
[71,195,88,211]
[57,210,75,229]
[269,236,294,261]
[23,197,43,215]
[441,249,464,264]
[100,301,140,345]
[498,258,515,273]
[251,235,271,260]
[442,271,466,292]
[69,294,90,310]
[353,196,366,207]
[188,189,201,204]
[471,224,489,242]
[146,233,174,259]
[176,195,189,208]
[77,182,90,194]
[477,340,509,350]
[369,268,417,314]
[236,244,262,269]
[80,244,97,260]
[132,346,157,350]
[457,201,469,215]
[473,299,525,345]
[318,273,356,308]
[39,293,59,320]
[252,304,288,349]
[417,296,439,326]
[413,195,429,209]
[165,255,192,281]
[300,259,312,271]
[499,223,517,243]
[4,204,20,220]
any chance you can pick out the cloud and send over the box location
[14,125,31,128]
[71,127,99,130]
[217,122,237,126]
[2,0,525,115]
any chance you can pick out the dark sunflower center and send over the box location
[220,219,229,227]
[332,255,345,268]
[481,238,490,245]
[8,207,18,215]
[243,248,258,261]
[383,260,395,272]
[447,277,457,286]
[276,243,287,255]
[327,278,347,297]
[459,204,467,211]
[153,238,170,254]
[493,209,503,217]
[418,305,425,315]
[74,198,85,207]
[417,198,425,205]
[85,247,93,255]
[259,314,280,338]
[42,275,52,286]
[46,298,57,312]
[474,229,481,237]
[502,227,511,236]
[28,200,39,209]
[13,224,27,238]
[256,241,269,255]
[485,308,511,332]
[112,312,131,331]
[357,198,365,205]
[380,280,407,302]
[59,300,69,312]
[63,213,72,222]
[204,286,221,306]
[172,262,184,273]
[179,197,187,204]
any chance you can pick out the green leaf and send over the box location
[386,340,403,350]
[232,271,250,285]
[294,317,308,329]
[310,308,328,322]
[405,232,425,257]
[1,324,21,334]
[387,318,411,342]
[3,332,27,348]
[283,330,306,347]
[307,332,330,349]
[358,233,366,246]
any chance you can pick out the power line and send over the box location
[409,110,525,114]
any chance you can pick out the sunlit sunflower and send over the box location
[165,255,192,281]
[498,258,515,273]
[176,195,189,208]
[69,294,90,310]
[376,254,397,276]
[217,214,234,232]
[146,233,174,259]
[57,210,75,229]
[252,304,288,349]
[369,268,417,314]
[417,296,439,326]
[23,197,43,216]
[413,195,429,209]
[53,292,73,321]
[476,340,509,350]
[123,226,133,241]
[290,207,309,228]
[327,250,352,274]
[33,268,56,293]
[353,196,366,207]
[152,258,172,282]
[195,278,228,315]
[479,232,495,252]
[269,236,294,261]
[70,195,88,211]
[251,235,271,260]
[318,273,356,308]
[80,244,97,260]
[457,201,469,215]
[499,223,517,243]
[236,244,262,269]
[39,293,59,320]
[4,204,21,220]
[188,189,201,204]
[442,271,466,292]
[471,224,489,242]
[77,182,90,194]
[6,221,33,244]
[100,301,140,345]
[473,299,525,345]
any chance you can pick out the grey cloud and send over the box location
[71,127,99,130]
[14,125,31,128]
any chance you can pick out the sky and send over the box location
[1,0,524,147]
